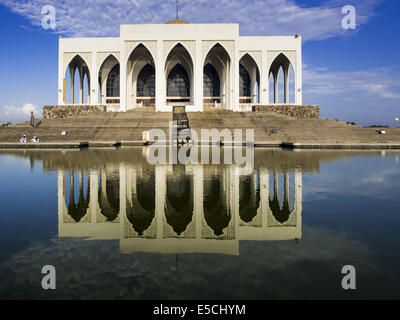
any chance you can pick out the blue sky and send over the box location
[0,0,399,126]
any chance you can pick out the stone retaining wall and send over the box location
[43,105,107,119]
[253,105,319,119]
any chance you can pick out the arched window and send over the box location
[137,64,155,97]
[203,64,220,97]
[239,64,251,97]
[167,64,190,97]
[106,64,120,97]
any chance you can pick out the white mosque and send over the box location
[58,17,302,112]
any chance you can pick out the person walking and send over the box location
[30,111,35,128]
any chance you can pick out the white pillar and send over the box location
[295,36,303,105]
[193,40,203,112]
[90,51,97,105]
[70,67,75,104]
[260,51,268,105]
[273,71,278,104]
[251,66,257,104]
[232,42,239,111]
[284,66,289,104]
[120,41,127,112]
[79,67,84,104]
[155,40,165,112]
[58,37,64,105]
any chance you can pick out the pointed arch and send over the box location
[239,53,260,104]
[127,43,156,108]
[203,63,220,97]
[203,43,231,108]
[65,54,91,104]
[137,64,155,97]
[268,53,295,104]
[165,43,194,105]
[64,53,91,78]
[98,54,120,104]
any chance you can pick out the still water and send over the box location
[0,147,400,299]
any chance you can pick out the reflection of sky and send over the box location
[302,154,400,201]
[1,152,400,299]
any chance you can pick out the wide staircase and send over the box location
[0,108,172,143]
[2,107,400,144]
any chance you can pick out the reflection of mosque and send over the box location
[58,163,302,255]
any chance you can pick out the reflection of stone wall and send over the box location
[253,105,319,119]
[43,105,106,119]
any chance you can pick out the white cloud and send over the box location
[0,103,41,124]
[0,0,383,41]
[303,64,400,99]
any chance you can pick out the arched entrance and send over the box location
[203,43,231,108]
[239,54,260,105]
[127,44,156,108]
[268,53,294,104]
[65,55,91,104]
[165,43,194,106]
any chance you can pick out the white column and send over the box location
[120,40,127,112]
[58,37,64,105]
[232,41,239,111]
[90,51,98,105]
[284,65,289,104]
[155,40,166,112]
[79,67,84,104]
[193,40,203,112]
[295,36,303,105]
[70,67,75,104]
[251,66,257,104]
[260,50,268,105]
[273,71,278,104]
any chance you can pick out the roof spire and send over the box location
[176,0,179,19]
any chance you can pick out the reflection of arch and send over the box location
[239,54,260,104]
[67,170,90,222]
[239,173,260,223]
[165,172,194,236]
[203,43,231,108]
[126,173,155,236]
[268,53,294,104]
[98,172,120,222]
[203,176,231,236]
[269,171,292,224]
[127,43,156,108]
[165,43,194,105]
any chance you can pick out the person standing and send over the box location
[30,111,35,128]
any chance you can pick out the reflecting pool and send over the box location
[0,148,400,299]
